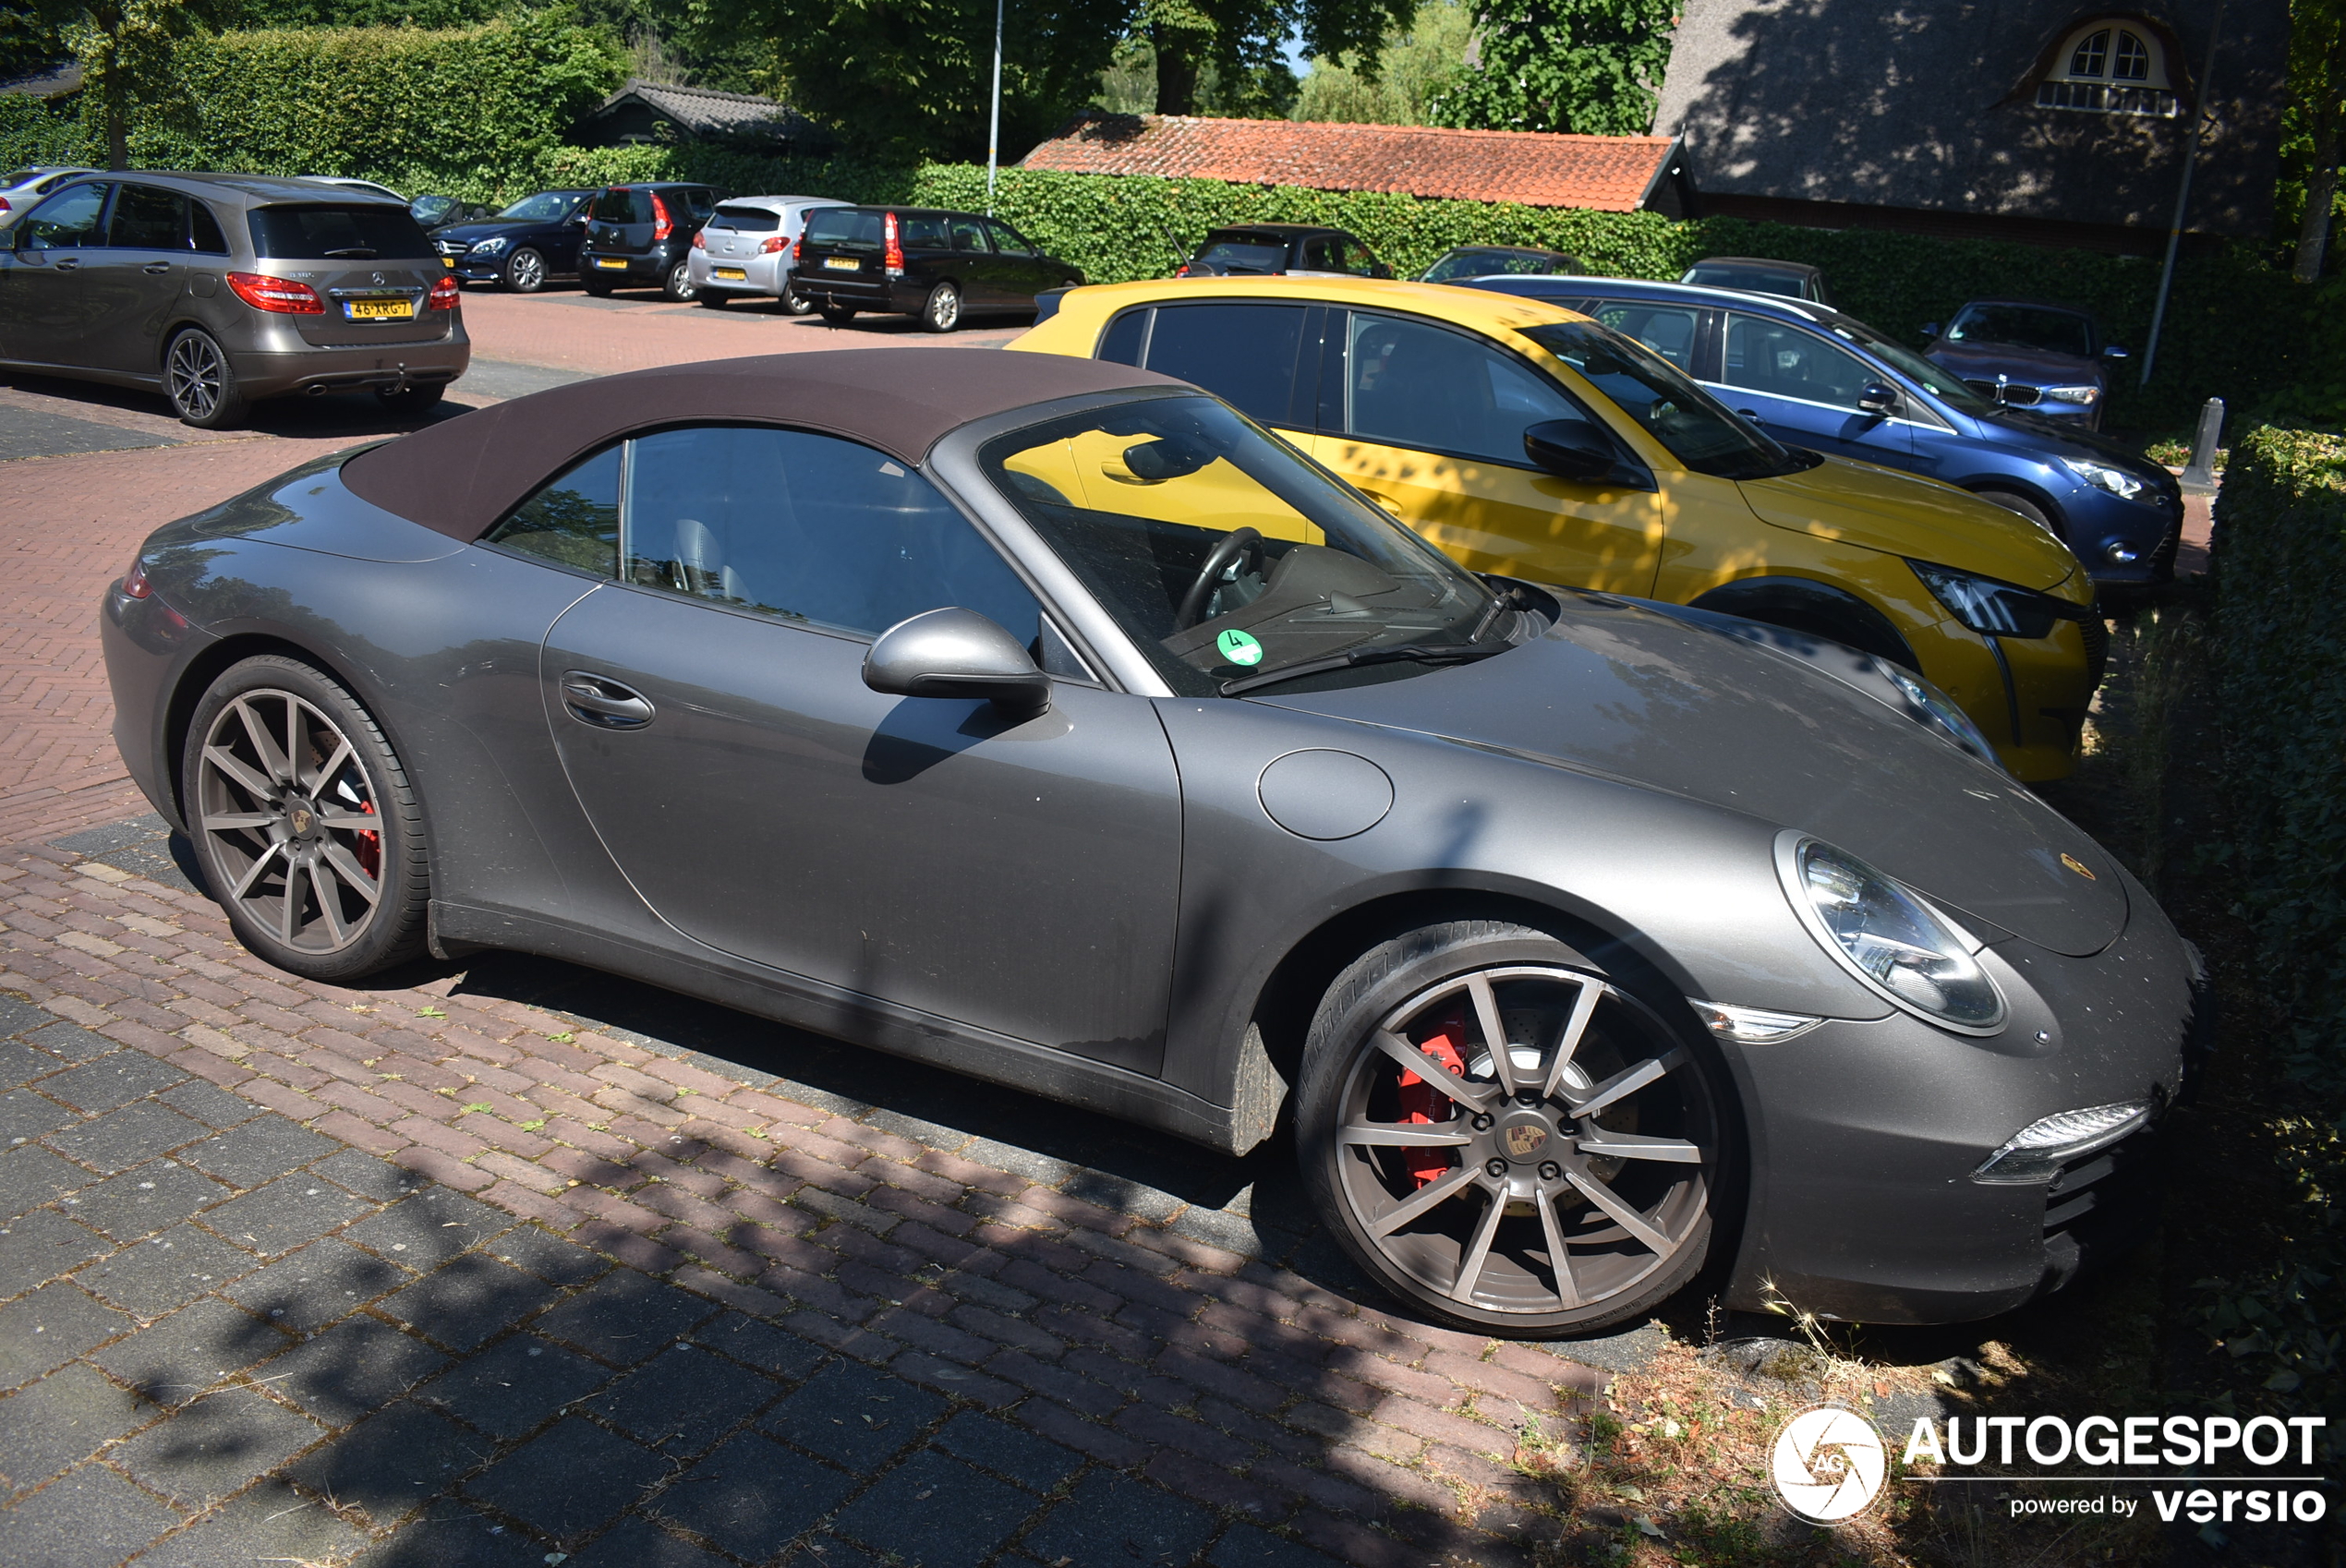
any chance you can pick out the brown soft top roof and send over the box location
[341,347,1180,541]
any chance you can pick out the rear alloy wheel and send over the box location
[922,282,962,333]
[663,260,696,302]
[819,301,856,325]
[1299,922,1726,1335]
[164,329,248,429]
[502,247,548,293]
[182,656,429,981]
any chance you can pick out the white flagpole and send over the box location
[986,0,1005,213]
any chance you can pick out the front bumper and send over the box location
[2066,485,2186,587]
[1719,894,2200,1323]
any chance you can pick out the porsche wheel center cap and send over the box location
[288,806,314,838]
[1498,1115,1553,1162]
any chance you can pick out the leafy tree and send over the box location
[26,0,241,168]
[1428,0,1674,137]
[1296,0,1469,125]
[2289,0,2346,281]
[0,8,69,82]
[1140,0,1413,116]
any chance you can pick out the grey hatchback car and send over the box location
[0,171,468,428]
[101,347,2205,1336]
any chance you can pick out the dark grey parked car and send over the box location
[0,171,467,428]
[100,348,2203,1335]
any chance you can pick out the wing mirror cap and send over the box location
[863,607,1049,718]
[1919,321,1941,339]
[1858,381,1900,415]
[2101,344,2130,359]
[1523,418,1618,481]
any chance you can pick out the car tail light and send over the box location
[121,558,151,599]
[426,274,459,310]
[883,211,904,276]
[1175,263,1190,277]
[758,235,787,254]
[225,271,325,314]
[691,229,706,250]
[0,198,11,217]
[793,235,805,263]
[650,191,673,243]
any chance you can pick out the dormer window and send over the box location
[2038,19,2178,116]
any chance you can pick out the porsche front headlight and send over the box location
[1778,836,2004,1032]
[1878,661,2001,770]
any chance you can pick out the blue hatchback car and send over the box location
[1459,276,2183,589]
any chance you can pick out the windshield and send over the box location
[1828,318,1998,415]
[980,397,1505,697]
[248,203,434,260]
[1946,304,2094,358]
[498,191,582,223]
[1422,248,1574,283]
[1684,263,1808,298]
[1519,320,1808,480]
[1194,240,1288,272]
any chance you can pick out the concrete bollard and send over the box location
[2180,397,2224,493]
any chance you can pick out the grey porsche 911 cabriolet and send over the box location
[100,347,2205,1336]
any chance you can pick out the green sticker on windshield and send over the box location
[1215,628,1264,667]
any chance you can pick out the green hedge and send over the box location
[123,18,624,201]
[0,92,86,168]
[2197,426,2346,1438]
[521,151,2304,433]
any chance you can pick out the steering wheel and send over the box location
[1176,526,1264,630]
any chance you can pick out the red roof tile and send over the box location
[1019,113,1680,211]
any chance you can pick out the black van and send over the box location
[579,183,719,302]
[791,206,1083,332]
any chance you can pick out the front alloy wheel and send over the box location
[1300,923,1723,1335]
[503,247,548,293]
[184,657,429,979]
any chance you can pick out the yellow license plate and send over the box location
[345,299,414,320]
[594,257,626,270]
[822,256,859,271]
[712,267,747,281]
[441,257,454,269]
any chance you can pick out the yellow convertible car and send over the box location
[1014,278,2102,780]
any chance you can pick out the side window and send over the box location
[1723,316,1877,410]
[1296,236,1332,271]
[108,185,189,250]
[623,426,1042,643]
[482,446,623,577]
[1097,309,1146,366]
[687,189,714,220]
[1583,302,1702,371]
[190,199,229,255]
[947,217,990,253]
[1344,313,1588,466]
[1142,303,1309,428]
[1341,239,1380,277]
[20,182,109,250]
[901,216,948,249]
[983,219,1032,256]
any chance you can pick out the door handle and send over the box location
[53,258,79,271]
[1360,489,1405,517]
[561,672,655,729]
[1735,408,1760,418]
[142,261,171,274]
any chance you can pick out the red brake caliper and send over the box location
[1396,1007,1469,1188]
[355,799,380,879]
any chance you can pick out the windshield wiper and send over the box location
[1220,641,1508,696]
[320,247,379,259]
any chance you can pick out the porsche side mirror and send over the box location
[1919,321,1941,339]
[1523,418,1617,482]
[864,608,1049,718]
[2102,344,2130,360]
[1858,381,1899,416]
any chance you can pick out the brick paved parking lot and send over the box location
[1,295,1628,1567]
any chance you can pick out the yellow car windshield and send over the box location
[981,397,1503,696]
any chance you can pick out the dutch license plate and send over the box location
[345,298,414,320]
[822,256,859,271]
[441,257,455,268]
[594,257,626,270]
[712,267,747,281]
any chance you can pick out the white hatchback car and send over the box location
[686,195,844,315]
[0,165,102,227]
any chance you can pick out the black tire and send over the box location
[819,300,855,325]
[781,286,815,317]
[502,247,548,294]
[662,260,696,303]
[1297,920,1732,1337]
[163,328,248,430]
[921,282,962,333]
[1976,489,2058,537]
[697,289,729,308]
[375,384,445,416]
[582,277,613,297]
[180,655,430,982]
